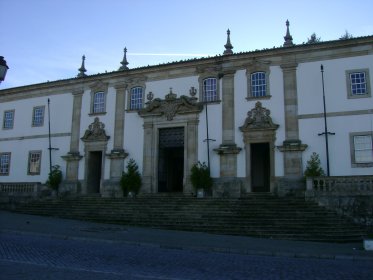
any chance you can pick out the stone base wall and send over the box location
[274,177,306,197]
[305,176,373,228]
[212,177,245,198]
[102,180,123,198]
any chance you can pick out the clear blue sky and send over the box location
[1,0,372,89]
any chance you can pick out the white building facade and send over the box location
[1,31,372,197]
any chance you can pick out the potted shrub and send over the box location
[120,159,142,197]
[190,161,213,198]
[46,165,62,196]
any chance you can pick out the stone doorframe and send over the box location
[81,117,110,195]
[239,102,279,193]
[138,91,203,194]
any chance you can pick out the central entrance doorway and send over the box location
[251,143,270,192]
[87,151,102,193]
[158,127,184,192]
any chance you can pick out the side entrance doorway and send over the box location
[158,127,184,192]
[251,143,270,192]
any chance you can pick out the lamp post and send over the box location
[47,98,59,175]
[318,65,335,176]
[0,56,9,83]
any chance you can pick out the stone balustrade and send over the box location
[306,176,373,194]
[0,182,42,197]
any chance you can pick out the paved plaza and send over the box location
[1,211,372,279]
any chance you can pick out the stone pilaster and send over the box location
[108,83,128,180]
[280,62,307,177]
[214,70,241,177]
[61,89,84,193]
[185,119,199,194]
[141,122,154,193]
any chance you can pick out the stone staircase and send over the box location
[8,193,367,242]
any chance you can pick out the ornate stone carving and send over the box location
[139,91,203,121]
[81,117,110,142]
[240,101,279,132]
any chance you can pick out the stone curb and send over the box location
[2,229,373,262]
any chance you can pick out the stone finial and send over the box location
[283,20,294,47]
[119,47,129,71]
[77,55,87,78]
[223,29,234,55]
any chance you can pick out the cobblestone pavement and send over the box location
[1,232,372,280]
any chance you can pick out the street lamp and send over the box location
[0,56,9,83]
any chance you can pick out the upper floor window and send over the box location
[202,78,218,102]
[28,151,42,175]
[32,106,45,127]
[346,69,371,99]
[350,132,373,167]
[93,91,105,113]
[0,152,11,176]
[3,110,14,129]
[250,72,267,98]
[130,87,143,110]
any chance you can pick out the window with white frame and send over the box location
[130,87,143,110]
[353,135,373,163]
[346,69,371,98]
[32,106,45,127]
[28,151,42,175]
[3,110,14,129]
[250,72,267,98]
[0,152,11,176]
[202,78,218,102]
[93,91,105,113]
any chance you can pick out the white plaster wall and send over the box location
[146,76,198,98]
[0,92,72,182]
[123,111,144,172]
[298,54,373,176]
[298,55,373,115]
[300,114,373,176]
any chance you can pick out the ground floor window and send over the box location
[0,152,11,175]
[28,151,42,175]
[351,133,373,167]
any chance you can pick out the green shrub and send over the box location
[190,161,213,190]
[46,165,62,190]
[120,159,142,196]
[304,152,325,177]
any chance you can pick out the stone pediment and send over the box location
[81,117,110,142]
[240,101,279,132]
[138,92,203,121]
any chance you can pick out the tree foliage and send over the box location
[339,30,353,40]
[190,161,213,190]
[304,152,325,177]
[46,165,62,190]
[307,33,322,44]
[120,159,142,195]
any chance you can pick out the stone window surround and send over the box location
[28,150,42,175]
[350,131,373,167]
[346,68,371,99]
[128,86,145,111]
[3,109,15,130]
[0,152,11,176]
[126,80,146,112]
[198,74,221,104]
[89,81,108,116]
[32,106,45,127]
[246,62,271,101]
